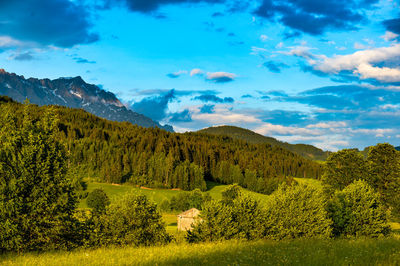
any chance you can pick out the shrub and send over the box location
[264,183,332,240]
[168,189,211,212]
[94,192,171,246]
[328,180,390,237]
[221,184,242,205]
[86,189,110,213]
[187,186,266,243]
[0,104,78,251]
[159,199,171,212]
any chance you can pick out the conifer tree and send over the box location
[0,103,77,251]
[367,143,400,216]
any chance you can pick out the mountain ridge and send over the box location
[0,69,173,132]
[198,125,330,161]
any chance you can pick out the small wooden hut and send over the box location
[177,208,201,231]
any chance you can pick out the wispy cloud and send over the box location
[167,70,188,78]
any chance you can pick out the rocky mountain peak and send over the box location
[0,69,173,132]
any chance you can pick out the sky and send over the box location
[0,0,400,151]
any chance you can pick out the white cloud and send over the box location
[354,42,368,50]
[189,69,236,83]
[286,46,314,59]
[172,70,187,75]
[381,31,399,42]
[306,121,347,129]
[192,105,258,125]
[254,123,321,136]
[312,44,400,83]
[275,42,284,48]
[313,140,350,151]
[381,104,400,110]
[0,36,23,48]
[282,46,324,64]
[350,128,393,136]
[250,46,267,55]
[206,72,236,82]
[260,35,268,42]
[335,46,346,51]
[190,68,203,76]
[355,63,400,82]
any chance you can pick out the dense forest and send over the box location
[0,96,322,194]
[199,125,329,161]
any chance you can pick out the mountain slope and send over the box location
[198,125,329,161]
[0,96,323,194]
[0,69,173,131]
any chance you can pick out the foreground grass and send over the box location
[3,238,400,265]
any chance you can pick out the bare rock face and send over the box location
[0,69,173,132]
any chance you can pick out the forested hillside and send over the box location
[0,96,322,194]
[199,126,329,161]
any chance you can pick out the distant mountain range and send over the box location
[198,125,330,161]
[0,69,173,132]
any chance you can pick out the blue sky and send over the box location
[0,0,400,150]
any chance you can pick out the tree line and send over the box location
[0,96,322,194]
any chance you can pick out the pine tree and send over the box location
[0,103,77,251]
[367,143,400,216]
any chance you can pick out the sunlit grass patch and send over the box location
[3,238,400,266]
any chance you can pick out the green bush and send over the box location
[86,189,110,213]
[93,192,171,247]
[166,189,211,212]
[328,180,390,237]
[0,104,78,251]
[159,199,171,212]
[187,186,266,242]
[221,184,242,205]
[264,183,332,240]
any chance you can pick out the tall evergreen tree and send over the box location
[0,103,77,251]
[367,143,400,216]
[322,149,367,190]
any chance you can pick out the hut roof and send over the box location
[178,208,200,218]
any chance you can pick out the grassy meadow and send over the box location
[3,238,400,265]
[78,181,271,209]
[4,179,400,265]
[78,180,272,234]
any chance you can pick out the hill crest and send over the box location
[198,125,329,161]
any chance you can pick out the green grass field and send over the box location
[78,180,272,234]
[79,178,324,209]
[78,181,271,208]
[3,238,400,265]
